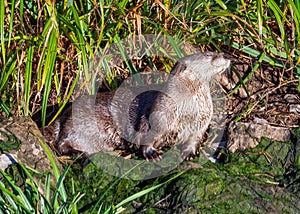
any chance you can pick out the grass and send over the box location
[0,0,299,213]
[0,137,186,213]
[0,136,76,213]
[0,0,299,122]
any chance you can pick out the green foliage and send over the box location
[0,0,299,123]
[0,152,185,213]
[0,134,75,213]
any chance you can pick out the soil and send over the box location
[221,52,300,127]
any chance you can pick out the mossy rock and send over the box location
[65,130,299,213]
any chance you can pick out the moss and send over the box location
[63,132,299,213]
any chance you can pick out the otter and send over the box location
[45,52,230,160]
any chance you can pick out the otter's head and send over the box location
[170,52,231,82]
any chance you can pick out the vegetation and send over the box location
[0,0,299,124]
[0,139,76,213]
[0,138,186,213]
[0,0,299,213]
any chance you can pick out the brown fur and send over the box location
[45,52,230,160]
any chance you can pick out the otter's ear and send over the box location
[170,61,187,75]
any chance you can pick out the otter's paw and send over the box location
[57,143,86,158]
[142,146,162,161]
[181,147,199,160]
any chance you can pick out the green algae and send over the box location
[0,130,21,152]
[65,131,300,213]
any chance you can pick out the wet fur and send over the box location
[45,52,230,160]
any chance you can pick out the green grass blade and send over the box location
[48,64,81,125]
[7,0,16,47]
[0,0,6,64]
[0,99,11,116]
[113,171,186,210]
[41,27,57,131]
[267,0,288,42]
[166,34,184,58]
[96,0,105,49]
[24,45,34,116]
[69,186,85,213]
[32,132,62,189]
[43,173,53,212]
[215,0,227,10]
[71,6,91,92]
[0,180,17,211]
[19,0,23,24]
[114,34,138,75]
[297,65,300,90]
[0,169,34,212]
[51,166,70,211]
[0,53,17,93]
[257,0,263,39]
[36,18,52,91]
[33,131,68,211]
[44,172,52,202]
[230,41,284,67]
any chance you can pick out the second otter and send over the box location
[47,52,230,160]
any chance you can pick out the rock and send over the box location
[227,118,291,153]
[284,94,300,115]
[0,117,59,173]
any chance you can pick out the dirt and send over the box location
[222,53,300,127]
